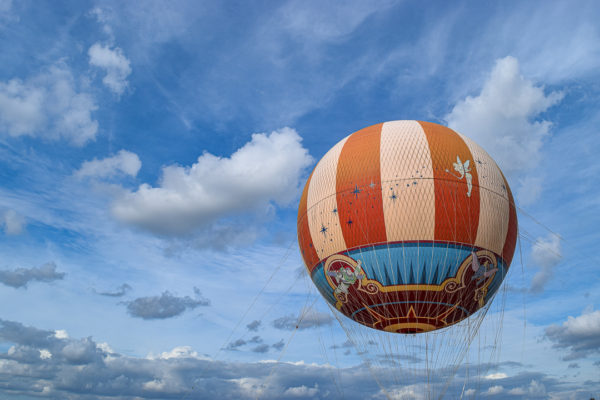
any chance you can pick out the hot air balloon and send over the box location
[297,120,517,398]
[298,121,516,333]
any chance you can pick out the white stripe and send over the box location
[380,121,435,242]
[306,136,349,260]
[458,133,510,255]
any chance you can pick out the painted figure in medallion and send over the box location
[470,251,498,285]
[328,260,365,298]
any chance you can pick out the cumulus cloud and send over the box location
[283,384,319,397]
[76,150,141,180]
[485,385,504,395]
[248,335,262,344]
[446,56,563,177]
[272,339,285,351]
[0,318,585,400]
[0,262,65,288]
[39,349,52,359]
[0,64,98,146]
[226,338,248,350]
[251,344,270,354]
[272,310,333,331]
[95,283,132,297]
[2,209,25,235]
[530,234,562,293]
[88,43,132,96]
[123,287,209,319]
[246,320,261,332]
[507,380,546,396]
[0,320,103,367]
[54,330,69,339]
[62,337,100,364]
[226,336,264,351]
[148,346,201,360]
[112,127,313,236]
[545,307,600,360]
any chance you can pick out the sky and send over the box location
[0,0,599,399]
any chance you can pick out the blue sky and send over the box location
[0,0,599,399]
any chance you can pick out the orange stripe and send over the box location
[336,123,387,249]
[297,169,320,272]
[501,173,518,265]
[419,121,480,245]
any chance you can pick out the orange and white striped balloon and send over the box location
[297,121,517,333]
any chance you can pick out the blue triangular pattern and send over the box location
[346,243,473,286]
[419,261,427,284]
[430,262,439,285]
[382,261,392,285]
[408,263,415,284]
[395,261,404,285]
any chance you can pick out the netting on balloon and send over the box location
[297,174,514,399]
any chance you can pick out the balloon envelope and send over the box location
[297,120,517,333]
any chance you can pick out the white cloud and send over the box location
[0,317,584,400]
[545,307,600,361]
[153,346,200,360]
[276,1,394,42]
[143,379,166,391]
[39,349,52,360]
[485,385,504,395]
[90,7,114,38]
[95,342,113,354]
[112,127,313,235]
[382,385,424,400]
[508,386,526,395]
[530,234,562,293]
[88,43,132,96]
[284,384,319,397]
[54,330,69,339]
[0,64,98,146]
[446,56,563,176]
[492,4,600,83]
[76,150,141,180]
[508,380,546,396]
[485,372,507,380]
[508,379,546,396]
[2,209,25,235]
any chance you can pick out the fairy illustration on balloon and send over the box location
[446,155,473,197]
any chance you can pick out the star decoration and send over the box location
[320,225,328,235]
